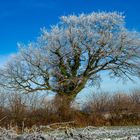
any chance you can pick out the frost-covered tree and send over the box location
[0,12,140,105]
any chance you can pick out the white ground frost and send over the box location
[0,126,140,140]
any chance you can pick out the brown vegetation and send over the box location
[0,90,140,130]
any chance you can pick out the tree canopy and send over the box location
[0,12,140,101]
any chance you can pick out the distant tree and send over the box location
[0,12,140,106]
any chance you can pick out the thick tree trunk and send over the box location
[54,94,75,108]
[53,94,76,121]
[52,77,89,121]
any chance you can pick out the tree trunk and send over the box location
[52,77,88,121]
[53,94,76,121]
[54,94,75,108]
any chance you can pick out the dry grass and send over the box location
[0,89,140,130]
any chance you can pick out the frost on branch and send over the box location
[0,12,140,100]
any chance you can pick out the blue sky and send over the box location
[0,0,140,92]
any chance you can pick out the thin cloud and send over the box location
[0,54,16,67]
[0,55,8,66]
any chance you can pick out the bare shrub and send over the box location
[0,89,140,128]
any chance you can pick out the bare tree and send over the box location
[0,12,140,106]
